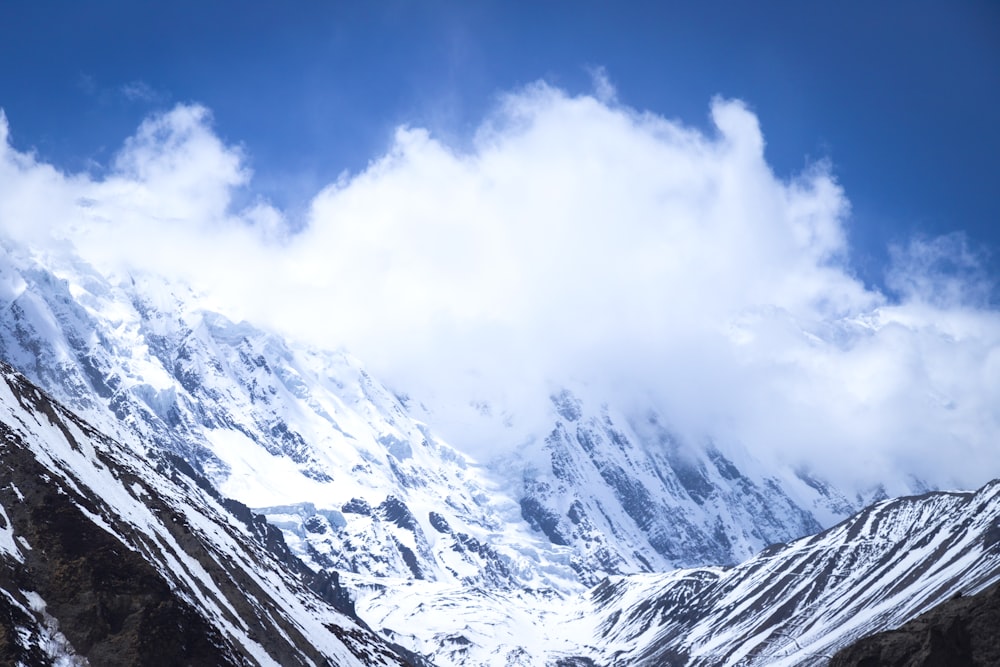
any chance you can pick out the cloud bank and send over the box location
[0,83,997,491]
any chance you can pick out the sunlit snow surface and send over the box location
[355,483,1000,666]
[0,366,406,665]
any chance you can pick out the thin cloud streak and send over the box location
[0,82,997,492]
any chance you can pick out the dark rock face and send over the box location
[0,363,411,666]
[830,581,1000,667]
[519,495,570,546]
[343,497,373,516]
[379,496,419,531]
[0,396,243,665]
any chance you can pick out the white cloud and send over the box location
[0,83,998,492]
[588,66,617,104]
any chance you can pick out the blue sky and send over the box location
[2,1,998,290]
[2,3,1000,487]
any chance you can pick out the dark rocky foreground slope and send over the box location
[830,579,1000,667]
[0,361,412,666]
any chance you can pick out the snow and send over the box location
[207,428,327,507]
[0,501,23,562]
[349,479,1000,666]
[0,244,878,599]
[0,365,399,666]
[22,591,88,667]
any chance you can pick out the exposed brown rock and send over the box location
[830,581,1000,667]
[0,437,243,666]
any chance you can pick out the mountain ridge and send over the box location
[0,359,413,665]
[355,478,1000,665]
[0,239,996,666]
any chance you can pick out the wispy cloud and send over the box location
[75,75,169,106]
[588,66,617,104]
[887,233,995,308]
[0,81,997,492]
[119,80,168,105]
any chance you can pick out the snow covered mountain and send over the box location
[2,348,998,665]
[1,238,996,666]
[582,479,1000,665]
[0,360,412,666]
[0,241,572,593]
[0,240,876,591]
[491,392,864,582]
[357,479,1000,666]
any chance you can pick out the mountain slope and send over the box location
[355,479,1000,666]
[0,241,881,591]
[0,360,412,666]
[3,350,995,667]
[494,392,864,582]
[829,579,1000,666]
[0,242,575,590]
[589,480,1000,666]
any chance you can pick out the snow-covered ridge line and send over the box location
[0,360,410,665]
[593,479,1000,666]
[355,479,1000,666]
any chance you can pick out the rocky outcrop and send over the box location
[830,580,1000,667]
